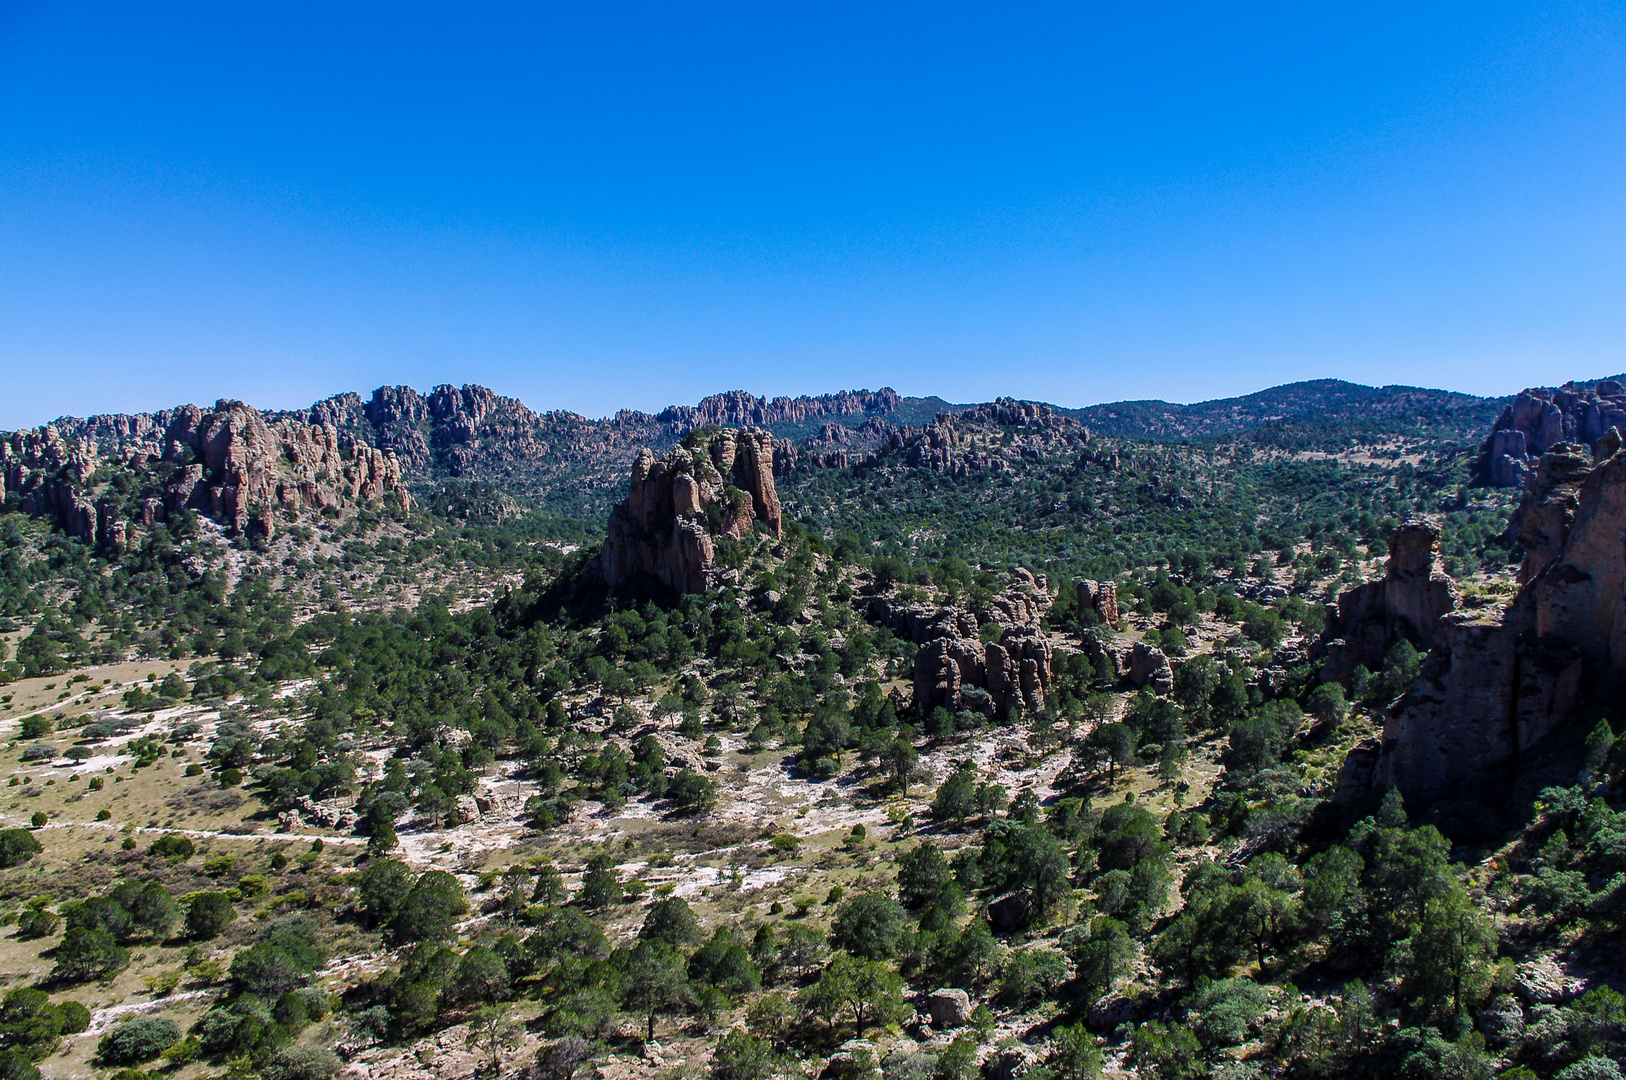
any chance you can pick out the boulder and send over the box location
[927,989,973,1028]
[1127,642,1173,694]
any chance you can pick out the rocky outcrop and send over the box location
[1338,445,1626,818]
[1076,579,1119,628]
[879,399,1092,479]
[1314,520,1459,683]
[1476,380,1626,487]
[598,428,783,594]
[2,399,411,547]
[874,568,1055,714]
[655,388,899,430]
[1127,641,1174,694]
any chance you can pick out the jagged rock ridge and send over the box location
[2,400,409,548]
[1475,378,1626,488]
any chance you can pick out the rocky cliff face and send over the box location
[878,400,1092,479]
[1476,380,1626,488]
[2,399,410,548]
[1338,444,1626,818]
[1315,520,1459,683]
[869,567,1055,715]
[598,429,783,594]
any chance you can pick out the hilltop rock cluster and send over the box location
[1478,381,1626,487]
[598,428,783,594]
[2,400,409,547]
[1338,442,1626,816]
[655,388,900,430]
[1314,520,1459,683]
[880,401,1092,479]
[868,568,1056,714]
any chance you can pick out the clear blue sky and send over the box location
[2,2,1623,428]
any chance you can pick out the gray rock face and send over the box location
[927,988,973,1028]
[1477,381,1626,487]
[1314,520,1459,684]
[1337,444,1626,818]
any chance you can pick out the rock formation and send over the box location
[871,567,1055,714]
[1476,380,1626,487]
[1076,579,1120,628]
[655,388,899,430]
[598,428,783,594]
[879,400,1092,479]
[1127,641,1174,694]
[2,399,410,547]
[1314,520,1459,682]
[1336,444,1626,817]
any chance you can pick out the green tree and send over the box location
[640,897,701,947]
[797,953,905,1036]
[829,892,906,960]
[463,1005,521,1074]
[451,945,511,1005]
[930,764,979,823]
[710,1027,778,1080]
[388,871,469,944]
[0,831,42,869]
[185,893,235,940]
[51,927,129,983]
[578,854,623,909]
[355,859,416,928]
[1126,1020,1204,1080]
[1066,917,1134,1000]
[1048,1022,1104,1080]
[617,939,691,1042]
[896,844,951,909]
[98,1017,180,1065]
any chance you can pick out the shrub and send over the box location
[185,893,235,940]
[261,1046,342,1080]
[149,835,194,861]
[97,1017,181,1065]
[0,830,42,868]
[19,746,53,763]
[28,813,46,829]
[16,907,60,939]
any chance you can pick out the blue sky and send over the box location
[2,2,1623,428]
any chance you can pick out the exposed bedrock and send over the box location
[1337,446,1626,818]
[599,428,783,594]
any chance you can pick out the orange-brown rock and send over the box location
[599,428,783,594]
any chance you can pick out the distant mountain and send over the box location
[1063,379,1501,441]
